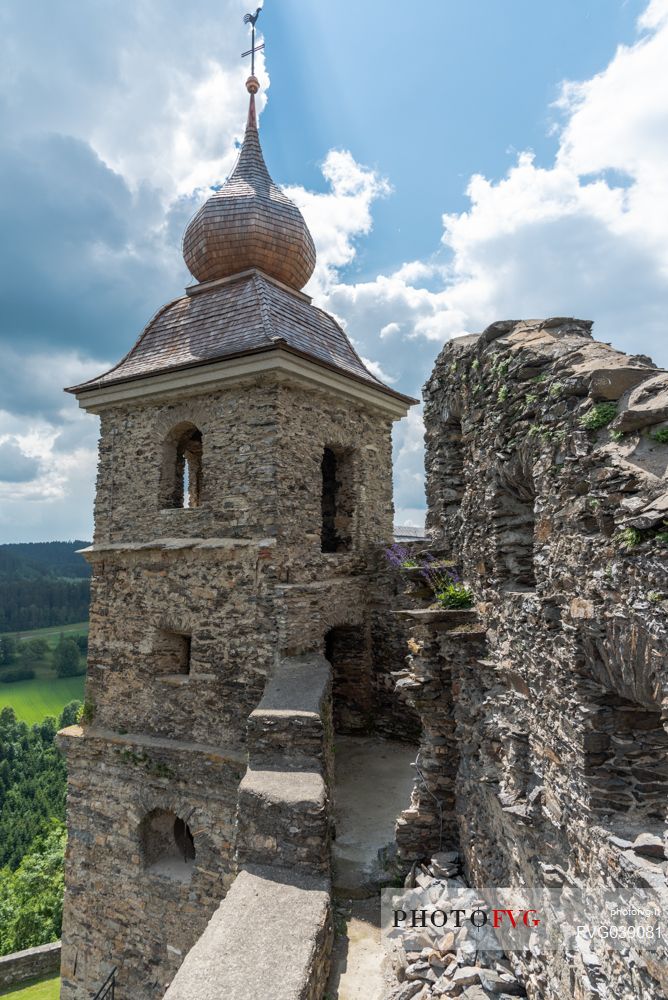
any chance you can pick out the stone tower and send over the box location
[58,74,413,999]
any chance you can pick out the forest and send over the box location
[0,541,91,633]
[0,703,80,954]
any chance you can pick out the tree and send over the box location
[17,638,49,665]
[0,822,65,955]
[0,709,67,869]
[53,638,81,678]
[59,701,82,728]
[0,636,16,665]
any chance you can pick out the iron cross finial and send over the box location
[242,8,264,77]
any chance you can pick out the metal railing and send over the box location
[92,968,117,1000]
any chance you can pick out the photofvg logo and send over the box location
[383,888,543,956]
[381,886,666,956]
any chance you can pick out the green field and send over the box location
[0,675,86,726]
[0,622,88,725]
[10,622,88,645]
[0,977,60,999]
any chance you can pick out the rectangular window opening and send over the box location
[321,446,355,554]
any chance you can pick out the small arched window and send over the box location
[140,808,196,881]
[160,423,203,510]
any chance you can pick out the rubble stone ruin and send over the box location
[395,319,668,1000]
[57,66,667,1000]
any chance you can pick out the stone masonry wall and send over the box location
[0,943,61,991]
[163,654,334,1000]
[418,318,668,999]
[58,725,245,999]
[60,374,405,999]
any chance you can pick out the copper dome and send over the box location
[182,81,316,291]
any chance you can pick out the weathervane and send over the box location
[242,8,264,77]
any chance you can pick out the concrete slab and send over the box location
[326,898,390,1000]
[332,736,417,896]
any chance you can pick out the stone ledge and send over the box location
[79,536,276,557]
[393,608,479,628]
[274,577,360,592]
[239,767,326,809]
[251,653,330,717]
[162,866,332,1000]
[56,725,246,765]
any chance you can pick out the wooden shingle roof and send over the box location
[67,270,412,404]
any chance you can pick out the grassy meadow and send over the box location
[0,622,88,725]
[0,977,60,999]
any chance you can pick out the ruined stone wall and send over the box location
[418,319,668,999]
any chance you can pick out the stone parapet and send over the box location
[162,865,332,1000]
[237,653,333,877]
[0,942,61,991]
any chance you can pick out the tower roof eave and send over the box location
[65,270,416,412]
[66,342,416,419]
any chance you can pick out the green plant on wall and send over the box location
[76,698,96,725]
[616,527,642,550]
[652,428,668,444]
[580,402,618,431]
[433,579,475,609]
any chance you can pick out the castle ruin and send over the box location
[57,64,668,1000]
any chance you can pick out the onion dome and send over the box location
[182,76,316,291]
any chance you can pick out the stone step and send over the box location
[236,767,330,876]
[163,865,332,1000]
[247,653,331,767]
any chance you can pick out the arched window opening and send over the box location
[321,446,355,553]
[161,424,203,510]
[140,809,196,881]
[154,629,192,676]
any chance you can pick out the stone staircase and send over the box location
[237,652,332,876]
[163,653,334,1000]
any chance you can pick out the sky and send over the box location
[0,0,667,541]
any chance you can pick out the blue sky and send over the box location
[0,0,667,541]
[264,0,649,272]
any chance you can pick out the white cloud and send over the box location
[279,2,668,528]
[640,0,668,29]
[0,0,267,201]
[288,150,391,295]
[2,0,668,541]
[0,351,103,541]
